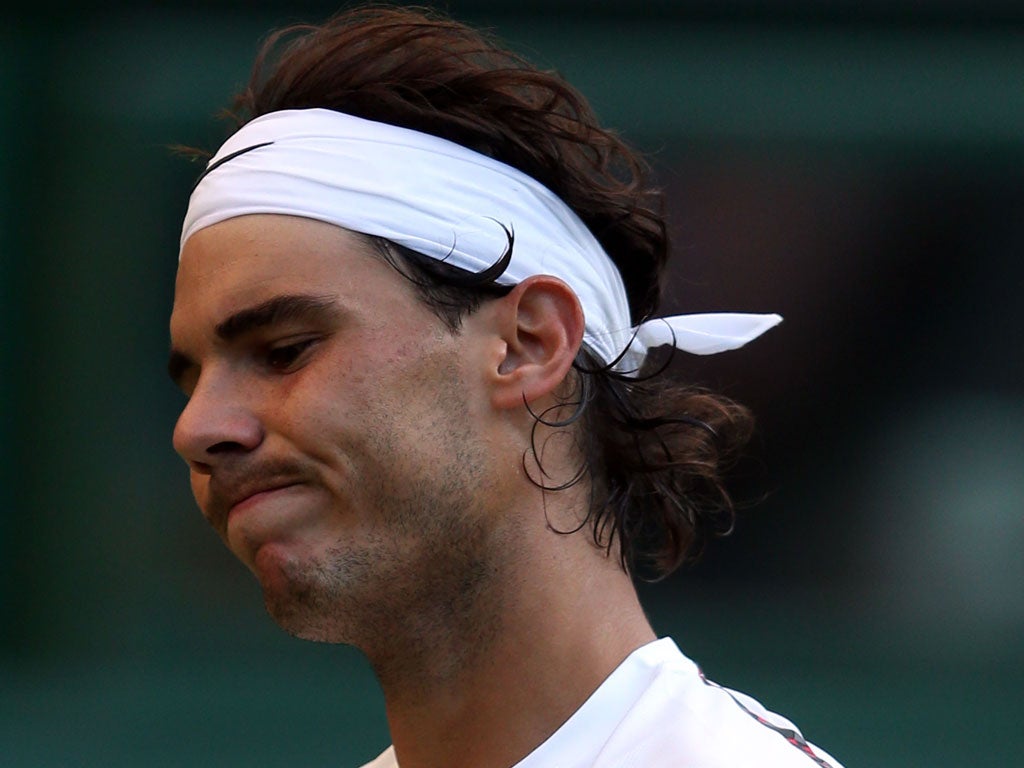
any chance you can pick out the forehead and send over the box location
[171,214,399,335]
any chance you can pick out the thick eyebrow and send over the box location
[213,293,340,342]
[167,293,340,388]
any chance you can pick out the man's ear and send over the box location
[489,275,585,411]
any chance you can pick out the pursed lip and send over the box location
[228,482,302,515]
[205,473,307,534]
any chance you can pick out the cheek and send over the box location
[270,330,467,461]
[270,364,370,466]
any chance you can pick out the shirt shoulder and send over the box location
[594,640,845,768]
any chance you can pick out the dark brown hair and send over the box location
[203,4,754,579]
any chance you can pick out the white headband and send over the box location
[181,108,781,373]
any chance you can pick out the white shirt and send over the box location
[359,637,844,768]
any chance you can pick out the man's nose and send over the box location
[172,373,264,473]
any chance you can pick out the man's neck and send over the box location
[369,538,656,768]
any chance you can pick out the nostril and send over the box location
[207,440,249,455]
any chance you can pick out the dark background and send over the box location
[2,2,1022,765]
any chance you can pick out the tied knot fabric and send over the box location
[181,108,781,373]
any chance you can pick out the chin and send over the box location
[253,549,352,644]
[261,581,350,643]
[267,604,332,642]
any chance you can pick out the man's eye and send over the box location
[265,339,317,371]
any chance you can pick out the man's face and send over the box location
[169,215,516,646]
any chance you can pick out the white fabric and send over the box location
[181,109,781,374]
[359,638,844,768]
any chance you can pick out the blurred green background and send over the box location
[3,1,1023,765]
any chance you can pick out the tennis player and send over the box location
[168,7,844,767]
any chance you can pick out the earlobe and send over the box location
[490,275,585,411]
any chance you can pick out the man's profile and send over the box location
[168,6,844,767]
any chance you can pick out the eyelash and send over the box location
[265,338,319,371]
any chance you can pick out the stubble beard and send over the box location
[259,402,512,688]
[262,472,509,689]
